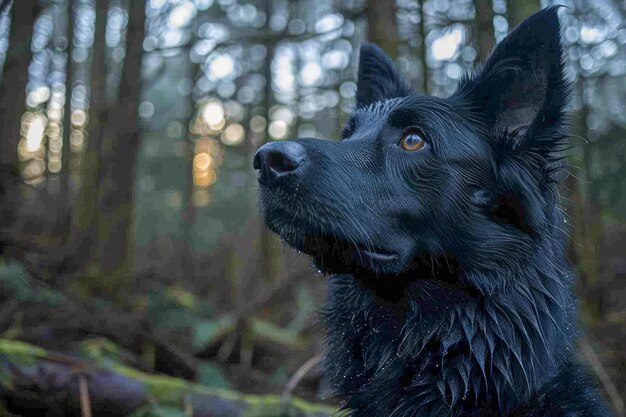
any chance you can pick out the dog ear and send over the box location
[456,7,569,151]
[457,7,570,235]
[356,43,413,108]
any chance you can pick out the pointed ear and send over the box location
[356,43,413,108]
[456,7,569,142]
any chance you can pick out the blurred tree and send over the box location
[367,0,399,58]
[54,0,75,245]
[417,0,429,93]
[474,0,495,62]
[507,0,540,28]
[0,1,41,229]
[95,0,146,288]
[0,1,40,170]
[72,0,108,276]
[0,0,623,409]
[572,85,604,318]
[259,0,281,287]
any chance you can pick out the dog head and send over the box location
[255,8,569,287]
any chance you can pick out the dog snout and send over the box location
[253,141,306,185]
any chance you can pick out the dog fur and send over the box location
[255,7,611,417]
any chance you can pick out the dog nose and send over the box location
[253,141,306,184]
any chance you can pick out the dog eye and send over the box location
[400,129,426,151]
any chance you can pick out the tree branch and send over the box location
[0,339,335,417]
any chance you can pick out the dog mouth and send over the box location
[291,233,399,270]
[358,248,398,262]
[261,201,400,271]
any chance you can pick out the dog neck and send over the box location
[322,257,575,416]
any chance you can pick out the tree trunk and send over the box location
[0,0,39,169]
[0,0,40,226]
[0,339,334,417]
[72,0,108,273]
[95,0,145,290]
[53,0,75,245]
[259,1,281,286]
[474,0,495,63]
[568,80,604,319]
[507,0,540,28]
[181,64,200,281]
[417,0,429,94]
[260,47,281,286]
[366,0,399,59]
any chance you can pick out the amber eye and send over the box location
[400,129,426,151]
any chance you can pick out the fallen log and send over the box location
[0,339,336,417]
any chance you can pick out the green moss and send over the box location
[0,339,337,417]
[0,339,46,366]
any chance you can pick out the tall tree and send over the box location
[95,0,145,287]
[474,0,495,62]
[72,0,108,272]
[571,81,604,319]
[54,0,75,245]
[507,0,540,28]
[366,0,399,58]
[0,0,40,168]
[417,0,429,94]
[259,0,281,287]
[0,0,41,229]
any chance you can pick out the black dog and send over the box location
[254,7,611,417]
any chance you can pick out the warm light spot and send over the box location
[71,109,88,127]
[268,120,288,140]
[193,152,213,171]
[201,100,224,126]
[192,189,211,207]
[221,123,245,146]
[194,138,219,154]
[26,114,47,152]
[192,138,221,189]
[194,169,217,187]
[208,118,225,131]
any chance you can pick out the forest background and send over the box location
[0,0,624,416]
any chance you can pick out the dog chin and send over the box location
[312,253,403,276]
[306,241,404,276]
[264,214,404,275]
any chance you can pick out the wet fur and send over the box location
[257,7,611,417]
